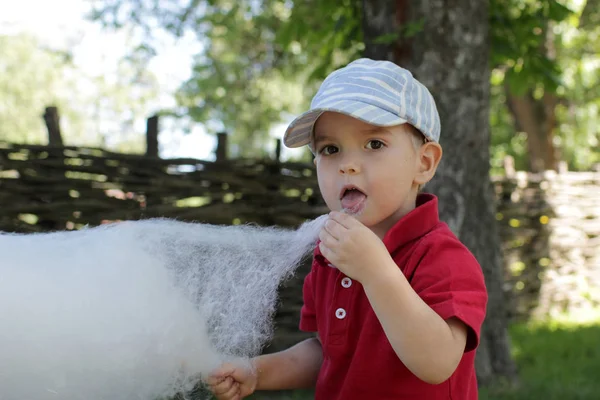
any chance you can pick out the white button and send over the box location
[335,308,347,319]
[341,277,352,288]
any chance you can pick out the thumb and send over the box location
[209,363,237,379]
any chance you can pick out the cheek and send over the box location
[368,164,413,193]
[316,168,340,206]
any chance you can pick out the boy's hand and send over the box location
[205,362,257,400]
[319,211,392,284]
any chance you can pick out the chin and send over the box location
[350,211,378,226]
[362,210,401,229]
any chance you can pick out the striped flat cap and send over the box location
[283,58,441,148]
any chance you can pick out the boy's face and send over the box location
[312,112,440,237]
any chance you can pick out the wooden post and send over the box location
[216,132,228,161]
[274,138,282,162]
[142,115,160,214]
[39,106,64,231]
[146,115,159,157]
[43,106,63,146]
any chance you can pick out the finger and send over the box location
[221,381,240,399]
[212,377,234,395]
[318,226,337,246]
[318,241,333,261]
[205,374,227,386]
[230,365,255,384]
[324,218,345,240]
[211,383,232,397]
[318,228,325,243]
[209,363,237,380]
[329,211,356,228]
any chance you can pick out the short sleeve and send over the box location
[409,234,488,352]
[299,263,318,332]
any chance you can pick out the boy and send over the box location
[206,58,488,399]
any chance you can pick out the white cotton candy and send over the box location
[0,215,326,400]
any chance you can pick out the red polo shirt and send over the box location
[300,194,488,399]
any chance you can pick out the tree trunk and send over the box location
[505,88,558,172]
[362,0,518,387]
[505,20,559,172]
[361,0,397,61]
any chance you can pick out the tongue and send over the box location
[341,190,367,213]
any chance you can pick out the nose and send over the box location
[339,155,361,175]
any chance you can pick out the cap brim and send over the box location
[283,102,408,148]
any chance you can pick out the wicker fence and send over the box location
[494,170,600,322]
[0,142,326,232]
[1,140,599,352]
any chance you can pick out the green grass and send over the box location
[481,314,600,400]
[211,314,600,399]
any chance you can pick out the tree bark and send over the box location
[361,0,398,61]
[362,0,518,387]
[580,0,600,29]
[43,106,63,146]
[504,20,559,173]
[505,88,558,172]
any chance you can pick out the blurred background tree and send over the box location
[490,0,600,172]
[0,34,86,144]
[89,0,598,169]
[0,31,161,153]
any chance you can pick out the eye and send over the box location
[366,140,385,150]
[319,145,339,155]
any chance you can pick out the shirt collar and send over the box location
[314,193,440,260]
[382,193,440,253]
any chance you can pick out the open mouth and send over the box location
[340,186,367,214]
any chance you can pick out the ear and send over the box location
[414,142,442,185]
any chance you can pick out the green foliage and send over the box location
[0,34,85,143]
[90,0,362,157]
[180,0,363,156]
[489,0,600,172]
[579,0,600,28]
[490,0,572,95]
[89,0,599,169]
[174,0,309,156]
[275,0,363,82]
[553,0,600,170]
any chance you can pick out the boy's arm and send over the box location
[362,265,468,385]
[319,212,487,386]
[254,336,322,390]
